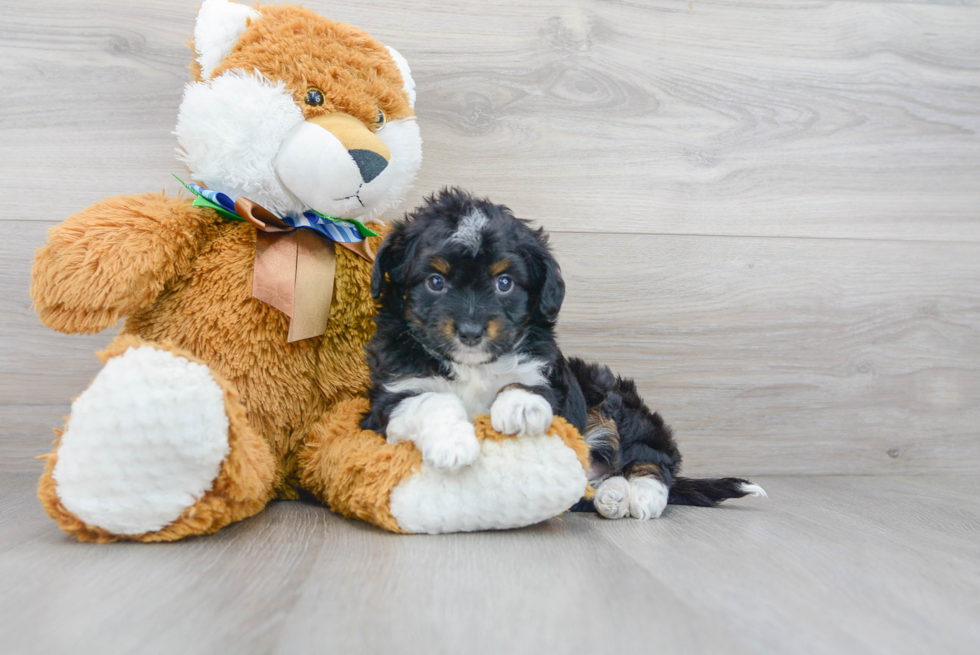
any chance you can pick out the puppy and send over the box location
[361,188,766,519]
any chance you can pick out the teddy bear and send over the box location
[30,0,589,541]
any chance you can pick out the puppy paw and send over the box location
[628,477,669,519]
[387,392,480,471]
[420,419,480,471]
[594,476,631,519]
[491,388,554,437]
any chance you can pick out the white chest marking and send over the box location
[384,355,549,420]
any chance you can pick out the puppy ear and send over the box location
[537,251,565,321]
[522,228,565,322]
[370,230,407,299]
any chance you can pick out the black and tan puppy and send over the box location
[362,188,765,519]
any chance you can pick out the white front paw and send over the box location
[386,392,481,472]
[491,388,554,437]
[628,477,669,519]
[594,476,631,519]
[420,419,480,471]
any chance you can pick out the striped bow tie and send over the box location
[176,176,378,242]
[175,176,379,343]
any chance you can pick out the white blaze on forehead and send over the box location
[450,208,489,254]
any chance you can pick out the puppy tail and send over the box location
[667,477,767,507]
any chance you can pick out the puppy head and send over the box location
[372,188,564,365]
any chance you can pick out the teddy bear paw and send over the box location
[51,345,231,535]
[490,388,554,437]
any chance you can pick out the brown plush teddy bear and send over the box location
[31,0,589,541]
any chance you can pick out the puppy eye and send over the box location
[426,274,446,292]
[305,88,324,106]
[495,275,514,294]
[375,109,387,129]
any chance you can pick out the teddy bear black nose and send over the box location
[348,149,388,183]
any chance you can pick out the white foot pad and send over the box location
[628,477,669,519]
[594,476,669,520]
[52,346,230,535]
[594,476,631,519]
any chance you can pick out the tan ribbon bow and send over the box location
[233,197,375,343]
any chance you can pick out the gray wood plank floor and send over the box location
[2,2,979,653]
[1,473,978,655]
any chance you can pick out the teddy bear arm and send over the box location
[31,193,215,334]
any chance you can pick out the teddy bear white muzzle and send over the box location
[275,112,393,219]
[176,69,420,223]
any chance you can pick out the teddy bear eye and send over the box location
[375,109,386,129]
[305,88,324,106]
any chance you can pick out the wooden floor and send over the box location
[0,472,977,655]
[2,1,979,653]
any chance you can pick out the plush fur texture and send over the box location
[362,189,766,519]
[178,1,422,221]
[194,0,259,79]
[38,336,277,543]
[32,1,589,540]
[32,1,408,539]
[176,71,307,217]
[53,345,232,535]
[299,399,590,534]
[388,417,588,534]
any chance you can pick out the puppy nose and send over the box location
[456,322,486,346]
[348,149,388,183]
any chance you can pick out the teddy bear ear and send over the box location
[194,0,260,79]
[385,46,416,109]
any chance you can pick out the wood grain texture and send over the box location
[1,1,979,474]
[2,3,978,652]
[0,0,978,240]
[552,232,980,475]
[1,473,978,655]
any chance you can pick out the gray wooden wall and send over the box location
[2,0,978,477]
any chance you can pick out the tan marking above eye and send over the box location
[490,260,510,276]
[430,257,450,274]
